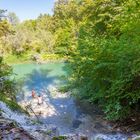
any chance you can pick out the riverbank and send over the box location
[3,53,67,64]
[0,101,60,140]
[0,116,35,140]
[0,93,27,114]
[60,85,140,137]
[75,99,140,140]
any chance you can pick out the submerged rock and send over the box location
[72,119,82,128]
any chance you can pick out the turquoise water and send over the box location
[12,63,67,79]
[12,62,68,100]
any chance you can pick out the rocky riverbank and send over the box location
[0,99,140,140]
[0,117,35,140]
[0,101,59,140]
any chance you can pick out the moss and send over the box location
[58,86,69,93]
[44,130,52,135]
[58,84,71,93]
[52,136,67,140]
[0,93,27,114]
[135,131,140,135]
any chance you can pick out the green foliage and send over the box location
[69,0,140,120]
[3,54,31,64]
[41,54,63,61]
[0,93,23,111]
[52,136,67,140]
[8,12,20,26]
[0,57,16,98]
[58,85,71,93]
[1,1,82,61]
[0,20,12,39]
[0,10,23,111]
[0,57,26,112]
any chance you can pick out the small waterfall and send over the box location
[0,101,58,140]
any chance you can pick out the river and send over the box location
[10,63,134,140]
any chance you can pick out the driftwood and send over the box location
[25,104,40,122]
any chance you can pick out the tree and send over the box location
[0,10,12,38]
[69,0,140,120]
[7,12,20,26]
[0,10,13,55]
[0,10,7,20]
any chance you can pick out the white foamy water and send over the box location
[0,101,58,140]
[94,133,128,140]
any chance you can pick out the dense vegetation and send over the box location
[0,0,140,121]
[0,60,22,111]
[52,0,140,121]
[0,10,24,111]
[68,0,140,120]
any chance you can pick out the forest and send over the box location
[0,0,140,123]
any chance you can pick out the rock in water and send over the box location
[72,119,82,128]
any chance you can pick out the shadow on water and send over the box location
[16,66,65,98]
[16,68,55,100]
[25,69,57,92]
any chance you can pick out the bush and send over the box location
[0,57,25,112]
[70,0,140,120]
